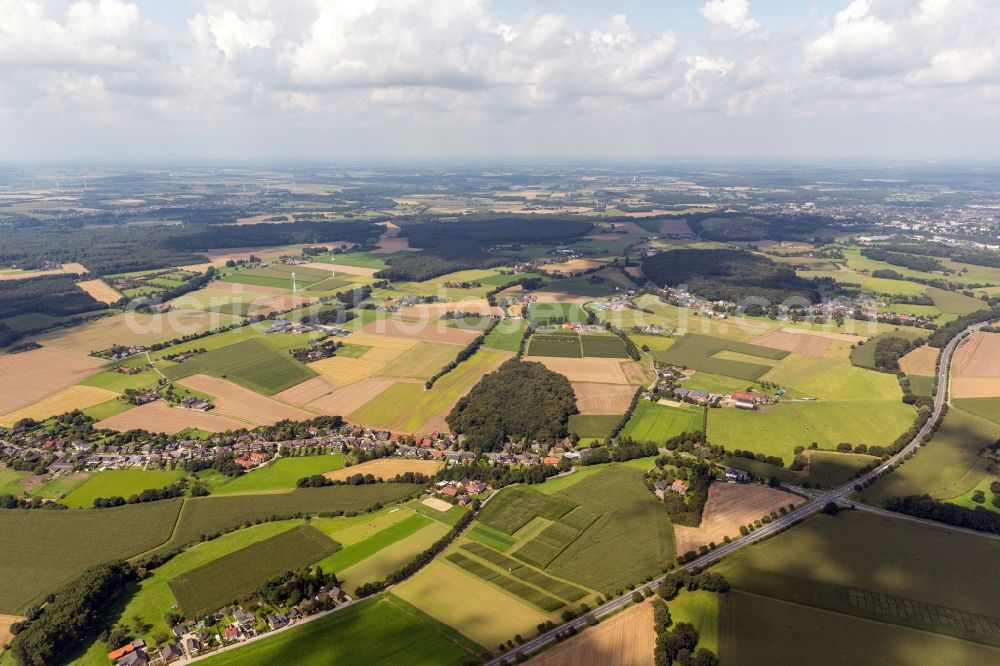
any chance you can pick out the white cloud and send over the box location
[700,0,760,36]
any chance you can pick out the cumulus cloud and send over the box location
[700,0,760,36]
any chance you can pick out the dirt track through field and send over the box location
[324,458,442,481]
[528,601,654,666]
[899,345,939,376]
[573,382,636,414]
[0,348,106,414]
[673,483,804,555]
[531,357,630,384]
[95,400,247,434]
[176,374,314,425]
[952,332,1000,397]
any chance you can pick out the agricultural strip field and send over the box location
[620,401,702,442]
[348,349,509,433]
[375,341,462,379]
[200,594,486,666]
[712,511,1000,650]
[323,458,443,482]
[393,560,551,649]
[445,553,564,612]
[528,331,583,357]
[168,525,339,617]
[655,334,789,380]
[580,334,629,358]
[708,400,915,460]
[673,483,803,556]
[0,385,117,427]
[95,400,248,435]
[60,468,186,508]
[0,500,182,613]
[212,454,346,495]
[860,407,1000,506]
[460,542,588,602]
[572,382,636,414]
[336,521,451,591]
[176,374,314,425]
[0,347,105,414]
[75,279,122,304]
[163,338,316,395]
[153,483,421,555]
[528,600,654,666]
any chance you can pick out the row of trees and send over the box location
[92,479,188,508]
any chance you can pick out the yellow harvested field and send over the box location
[0,262,87,281]
[752,330,831,357]
[252,294,317,314]
[295,261,380,277]
[422,497,454,512]
[35,311,237,357]
[673,483,805,555]
[273,376,339,406]
[0,348,106,414]
[529,601,654,666]
[359,346,408,364]
[176,374,313,425]
[95,400,247,435]
[572,382,636,414]
[394,560,550,649]
[781,327,866,342]
[306,378,396,415]
[76,279,122,304]
[544,259,606,274]
[0,614,24,647]
[362,318,480,345]
[0,385,117,427]
[531,357,630,384]
[396,298,503,319]
[376,342,462,379]
[899,345,939,377]
[621,361,655,385]
[310,356,385,386]
[952,332,1000,398]
[344,332,418,351]
[324,458,443,481]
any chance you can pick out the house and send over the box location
[673,387,690,400]
[327,586,348,603]
[464,480,487,494]
[542,455,560,465]
[724,466,750,482]
[687,390,711,405]
[731,391,758,410]
[250,451,270,463]
[224,624,240,640]
[440,485,458,497]
[171,624,186,639]
[107,643,137,662]
[267,613,288,630]
[159,643,183,663]
[234,608,255,627]
[181,636,201,657]
[670,479,689,495]
[654,479,669,499]
[116,650,148,666]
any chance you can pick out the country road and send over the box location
[486,319,994,665]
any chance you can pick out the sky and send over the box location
[1,0,998,162]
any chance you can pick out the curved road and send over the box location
[487,320,992,665]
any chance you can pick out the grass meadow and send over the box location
[655,334,788,380]
[211,454,346,495]
[60,468,187,508]
[620,401,702,442]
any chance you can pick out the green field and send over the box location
[580,334,628,358]
[466,524,518,551]
[527,331,582,357]
[908,374,936,398]
[336,521,451,590]
[952,397,1000,426]
[305,276,354,292]
[0,465,29,495]
[804,451,877,488]
[620,401,702,441]
[199,594,486,666]
[29,473,92,500]
[316,513,431,576]
[348,349,506,432]
[763,354,905,402]
[479,487,576,534]
[722,456,803,485]
[212,454,345,495]
[568,414,620,439]
[709,400,915,461]
[860,407,1000,506]
[926,286,989,316]
[481,318,528,352]
[655,334,788,380]
[81,398,134,421]
[713,511,1000,651]
[0,500,182,613]
[849,328,927,370]
[60,468,186,508]
[445,553,564,611]
[670,591,720,653]
[168,524,339,617]
[162,337,317,395]
[528,302,589,325]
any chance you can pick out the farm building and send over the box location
[731,391,759,410]
[670,479,689,495]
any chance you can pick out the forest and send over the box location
[446,359,578,451]
[641,248,821,303]
[860,248,943,272]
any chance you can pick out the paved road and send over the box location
[487,320,994,665]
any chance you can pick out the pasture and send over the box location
[482,318,529,352]
[0,500,181,613]
[670,591,720,653]
[0,384,117,427]
[655,334,789,380]
[163,337,317,395]
[572,382,635,414]
[60,468,186,508]
[528,302,589,325]
[953,397,1000,426]
[619,401,702,442]
[528,601,654,666]
[763,355,904,402]
[200,595,486,666]
[926,285,989,316]
[168,525,339,617]
[568,414,620,440]
[212,454,346,495]
[323,458,442,482]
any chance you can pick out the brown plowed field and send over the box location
[899,345,939,377]
[274,376,338,405]
[531,357,629,384]
[323,458,442,481]
[176,374,314,425]
[952,332,1000,398]
[95,400,247,434]
[306,378,396,415]
[0,348,106,414]
[573,382,636,414]
[752,330,831,357]
[76,279,122,304]
[673,483,805,555]
[396,298,503,319]
[529,601,653,666]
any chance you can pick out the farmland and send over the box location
[568,414,621,440]
[336,521,451,590]
[0,384,117,426]
[0,347,105,415]
[951,331,1000,398]
[60,468,186,508]
[529,356,630,384]
[176,374,314,424]
[168,525,340,617]
[620,401,702,442]
[323,458,442,482]
[572,382,636,414]
[200,595,487,666]
[655,334,789,380]
[952,397,1000,426]
[163,337,317,395]
[95,400,248,434]
[527,331,583,357]
[482,318,529,352]
[529,600,654,666]
[211,454,346,494]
